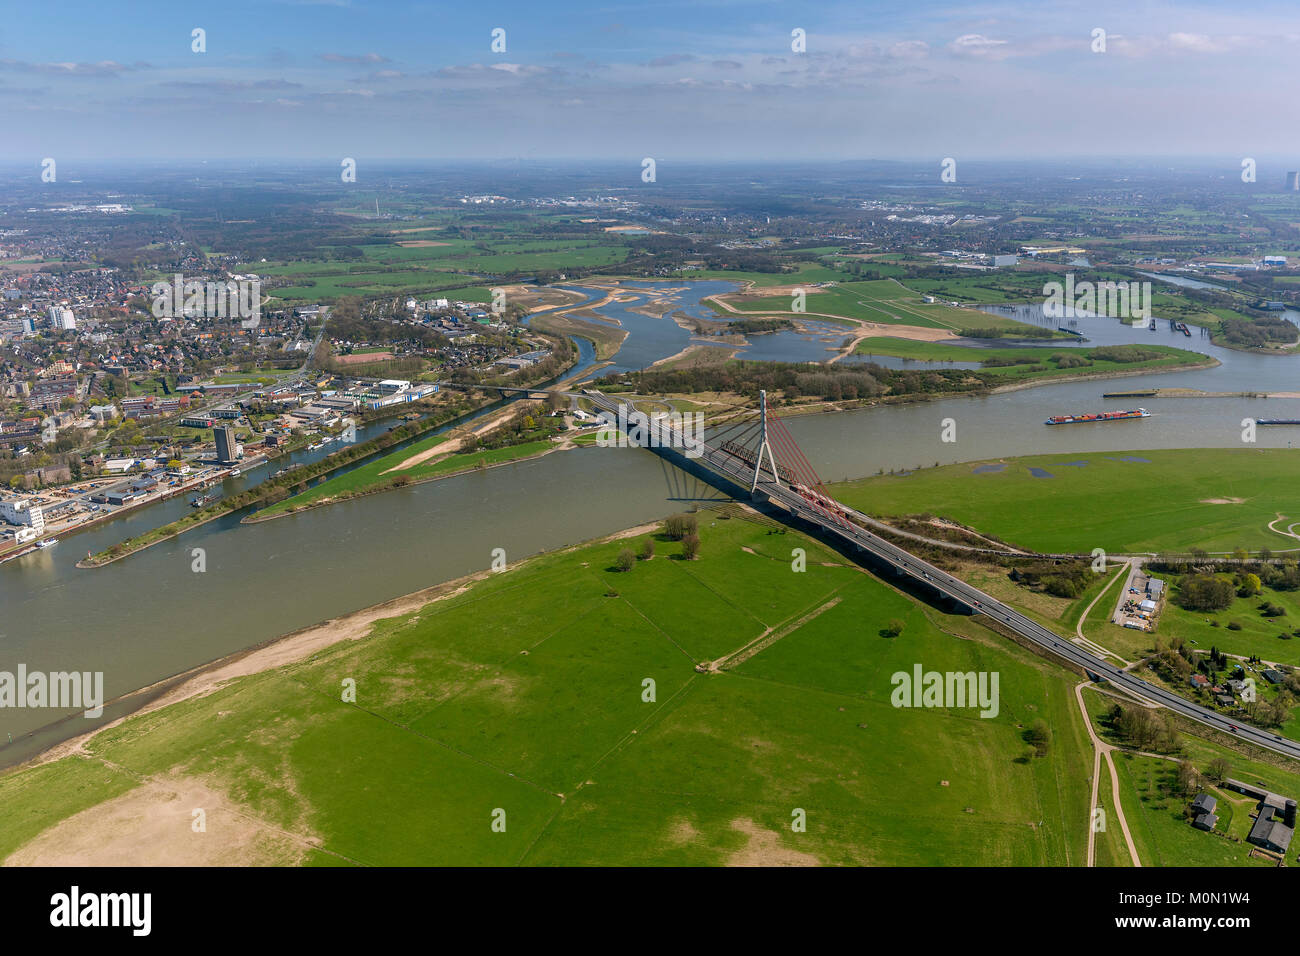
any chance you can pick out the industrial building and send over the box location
[214,426,240,464]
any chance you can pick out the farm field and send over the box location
[268,270,481,301]
[831,448,1300,554]
[681,263,846,287]
[0,516,1092,866]
[258,235,631,303]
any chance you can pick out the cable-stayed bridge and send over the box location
[583,388,1300,762]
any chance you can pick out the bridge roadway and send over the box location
[584,392,1300,762]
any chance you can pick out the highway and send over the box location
[585,391,1300,763]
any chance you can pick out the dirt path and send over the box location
[1268,513,1300,542]
[1082,561,1134,665]
[1074,564,1165,683]
[381,403,527,474]
[713,596,842,671]
[1071,563,1142,867]
[1075,681,1142,867]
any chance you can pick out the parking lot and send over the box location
[1113,562,1165,631]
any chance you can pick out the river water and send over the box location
[3,280,1298,764]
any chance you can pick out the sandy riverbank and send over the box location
[650,342,739,368]
[244,439,571,524]
[987,358,1221,394]
[24,518,666,770]
[381,402,529,473]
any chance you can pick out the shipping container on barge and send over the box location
[1044,408,1151,426]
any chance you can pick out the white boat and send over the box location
[36,539,59,549]
[230,468,242,477]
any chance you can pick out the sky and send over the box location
[4,0,1300,163]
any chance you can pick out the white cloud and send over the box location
[947,34,1010,59]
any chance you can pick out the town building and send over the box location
[1222,779,1297,855]
[1189,793,1218,831]
[0,497,45,534]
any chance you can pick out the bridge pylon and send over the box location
[750,389,782,495]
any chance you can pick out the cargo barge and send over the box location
[1045,408,1150,426]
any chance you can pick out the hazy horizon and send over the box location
[7,0,1300,162]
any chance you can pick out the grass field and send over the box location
[1080,686,1298,866]
[719,278,1034,333]
[255,433,557,517]
[681,263,846,287]
[832,448,1300,554]
[1110,754,1276,867]
[0,515,1094,866]
[1158,583,1300,666]
[529,310,627,359]
[903,269,1271,338]
[258,235,630,303]
[269,270,482,301]
[852,337,1209,380]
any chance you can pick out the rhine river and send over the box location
[2,281,1298,764]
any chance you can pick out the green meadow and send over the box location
[1110,754,1276,867]
[1081,688,1300,866]
[255,434,556,517]
[1158,584,1300,667]
[852,337,1208,380]
[683,263,846,287]
[0,516,1093,866]
[721,278,1033,333]
[258,235,630,302]
[269,270,481,301]
[832,448,1300,554]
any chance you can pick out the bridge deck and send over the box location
[584,390,1300,763]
